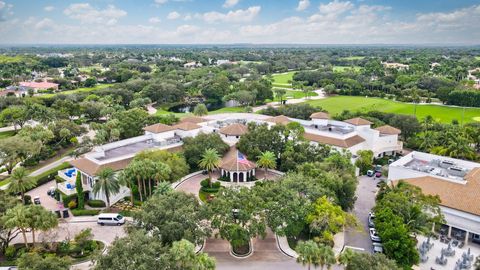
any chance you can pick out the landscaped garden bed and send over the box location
[0,229,104,266]
[198,179,221,202]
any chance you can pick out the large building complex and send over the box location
[388,151,480,245]
[61,112,403,203]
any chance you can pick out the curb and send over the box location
[275,234,297,258]
[172,171,204,189]
[229,239,254,259]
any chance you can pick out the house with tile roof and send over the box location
[63,112,403,205]
[388,151,480,245]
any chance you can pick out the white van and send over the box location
[97,213,126,226]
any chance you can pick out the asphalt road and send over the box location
[344,175,379,253]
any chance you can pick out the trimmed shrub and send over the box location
[55,175,65,183]
[200,179,210,188]
[71,209,100,216]
[68,200,77,209]
[212,181,221,189]
[4,245,16,260]
[87,200,106,208]
[24,195,32,205]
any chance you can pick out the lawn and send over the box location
[272,71,296,87]
[340,56,365,61]
[306,96,480,124]
[0,130,15,139]
[333,66,362,72]
[269,89,318,102]
[476,56,480,61]
[41,84,114,98]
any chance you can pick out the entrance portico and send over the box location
[219,147,256,183]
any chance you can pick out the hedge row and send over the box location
[87,200,106,208]
[71,209,100,216]
[29,162,71,191]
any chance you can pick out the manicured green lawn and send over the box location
[333,66,362,72]
[475,56,480,61]
[340,56,365,61]
[272,71,296,86]
[41,84,114,98]
[0,130,15,139]
[306,96,480,124]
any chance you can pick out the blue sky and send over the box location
[0,0,479,44]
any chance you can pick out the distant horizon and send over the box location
[1,43,479,48]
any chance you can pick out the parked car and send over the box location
[372,242,384,253]
[33,196,41,205]
[375,171,382,178]
[97,213,125,226]
[47,187,56,197]
[369,228,381,242]
[367,170,375,177]
[374,165,382,172]
[368,212,375,228]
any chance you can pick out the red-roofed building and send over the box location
[19,81,59,91]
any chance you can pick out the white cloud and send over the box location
[203,6,261,23]
[296,0,310,11]
[44,6,55,12]
[319,0,353,15]
[167,11,181,20]
[0,1,5,10]
[223,0,239,8]
[154,0,168,5]
[149,17,161,23]
[64,3,127,25]
[34,18,55,30]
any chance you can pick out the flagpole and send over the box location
[236,149,239,185]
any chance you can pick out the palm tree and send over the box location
[337,248,355,268]
[256,151,276,179]
[296,240,321,270]
[198,148,220,187]
[318,243,336,269]
[93,168,120,210]
[8,167,35,204]
[4,204,31,248]
[118,171,134,205]
[30,205,58,246]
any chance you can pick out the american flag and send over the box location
[237,151,250,165]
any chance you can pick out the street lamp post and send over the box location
[232,208,239,223]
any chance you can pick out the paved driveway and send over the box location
[26,180,63,212]
[344,175,379,252]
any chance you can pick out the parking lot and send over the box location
[344,175,381,252]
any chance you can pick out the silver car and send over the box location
[369,228,381,242]
[372,242,383,253]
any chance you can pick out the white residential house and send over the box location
[388,151,480,246]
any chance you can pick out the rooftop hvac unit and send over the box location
[439,160,455,169]
[447,166,467,177]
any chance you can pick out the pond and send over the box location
[168,102,224,113]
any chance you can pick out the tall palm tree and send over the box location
[93,168,120,210]
[256,151,276,179]
[198,148,220,187]
[296,240,321,270]
[30,205,58,246]
[118,171,134,205]
[8,167,36,204]
[4,204,31,248]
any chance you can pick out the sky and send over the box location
[0,0,479,44]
